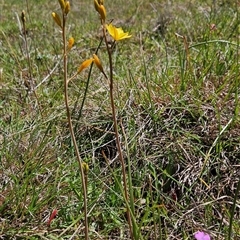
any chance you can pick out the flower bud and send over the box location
[58,0,66,11]
[78,58,94,73]
[94,0,100,12]
[21,10,26,24]
[68,37,74,50]
[94,0,106,22]
[82,162,89,175]
[65,1,70,15]
[98,5,106,22]
[52,12,62,28]
[93,54,104,73]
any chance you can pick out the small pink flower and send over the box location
[194,231,211,240]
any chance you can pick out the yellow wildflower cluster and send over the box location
[51,0,132,79]
[77,0,132,75]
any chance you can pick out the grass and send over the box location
[0,0,240,239]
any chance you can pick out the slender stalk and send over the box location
[21,11,42,116]
[120,120,137,238]
[62,13,88,239]
[102,24,133,239]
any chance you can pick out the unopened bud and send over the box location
[65,1,70,15]
[21,10,26,24]
[78,58,94,73]
[98,5,106,22]
[68,37,74,50]
[94,0,106,22]
[94,0,100,12]
[52,12,62,28]
[82,162,89,175]
[93,54,103,73]
[58,0,66,11]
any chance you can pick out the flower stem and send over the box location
[62,13,88,239]
[102,24,133,239]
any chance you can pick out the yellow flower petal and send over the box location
[78,58,94,73]
[106,24,116,39]
[106,24,131,41]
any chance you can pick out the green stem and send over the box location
[102,23,133,239]
[120,120,137,238]
[62,13,88,239]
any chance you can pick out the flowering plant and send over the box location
[106,23,132,41]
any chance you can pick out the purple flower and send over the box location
[194,231,211,240]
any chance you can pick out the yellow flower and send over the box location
[106,24,132,41]
[78,58,94,73]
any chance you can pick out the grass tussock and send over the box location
[0,0,239,239]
